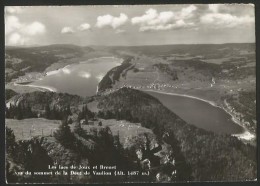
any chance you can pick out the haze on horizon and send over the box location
[5,4,255,46]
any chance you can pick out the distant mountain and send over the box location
[5,44,94,53]
[5,44,95,82]
[5,45,41,49]
[98,43,255,57]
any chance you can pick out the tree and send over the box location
[97,111,104,118]
[68,118,73,124]
[45,104,51,119]
[105,110,113,119]
[6,127,16,156]
[85,114,89,125]
[54,116,74,148]
[6,160,18,183]
[66,104,72,116]
[5,102,37,119]
[25,104,32,117]
[5,106,10,118]
[24,103,36,118]
[89,127,98,139]
[74,122,83,135]
[16,103,23,120]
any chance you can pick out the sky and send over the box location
[5,4,255,46]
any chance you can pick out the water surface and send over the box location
[145,90,244,134]
[31,57,122,97]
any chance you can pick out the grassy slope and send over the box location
[6,118,61,141]
[81,119,154,149]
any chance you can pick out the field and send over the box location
[6,117,154,148]
[81,119,154,147]
[6,118,61,141]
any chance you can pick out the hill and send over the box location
[94,43,255,57]
[7,91,85,110]
[96,87,256,181]
[5,44,94,82]
[98,57,134,92]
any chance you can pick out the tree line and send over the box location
[44,104,72,120]
[6,103,37,120]
[5,102,73,121]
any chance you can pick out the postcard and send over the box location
[5,4,256,183]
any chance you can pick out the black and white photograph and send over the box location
[4,4,257,183]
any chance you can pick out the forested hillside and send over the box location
[96,87,256,181]
[98,57,134,92]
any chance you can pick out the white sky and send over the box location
[5,4,255,46]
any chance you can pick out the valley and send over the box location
[5,43,257,183]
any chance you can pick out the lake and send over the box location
[30,57,244,135]
[30,57,122,97]
[145,90,244,135]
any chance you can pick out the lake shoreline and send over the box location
[45,56,123,77]
[141,89,255,141]
[14,82,57,92]
[12,56,124,94]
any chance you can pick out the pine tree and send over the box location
[77,112,82,123]
[52,106,58,120]
[82,105,86,117]
[54,116,74,148]
[114,131,121,149]
[97,111,104,118]
[8,104,14,118]
[66,104,72,116]
[6,127,16,155]
[45,104,51,119]
[74,121,89,140]
[106,110,113,119]
[68,118,73,124]
[6,106,10,118]
[25,103,34,118]
[85,114,88,125]
[16,103,23,120]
